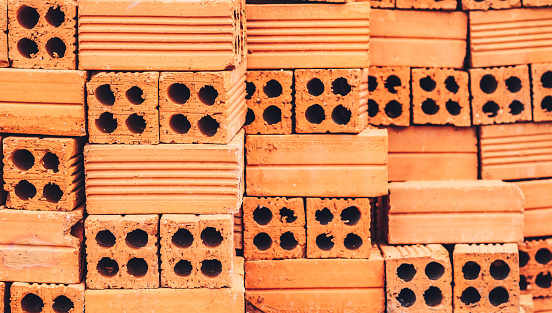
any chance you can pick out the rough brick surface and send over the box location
[3,137,84,211]
[0,282,4,313]
[368,0,394,8]
[518,238,552,297]
[10,282,84,313]
[453,244,520,313]
[243,70,293,135]
[87,72,159,144]
[470,65,531,125]
[306,198,371,259]
[0,136,4,206]
[515,179,552,238]
[235,206,243,252]
[0,0,7,67]
[412,68,470,126]
[381,244,452,313]
[367,67,410,126]
[531,63,552,122]
[243,197,305,260]
[85,214,159,289]
[8,0,77,69]
[397,0,456,10]
[523,0,552,7]
[462,0,519,10]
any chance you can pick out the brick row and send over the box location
[10,282,84,313]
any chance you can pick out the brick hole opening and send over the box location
[460,287,481,305]
[95,84,115,105]
[368,76,378,92]
[43,183,63,203]
[263,105,282,125]
[264,79,282,98]
[245,81,256,100]
[52,296,73,313]
[21,293,44,313]
[446,100,461,116]
[489,287,509,307]
[253,205,272,225]
[340,206,361,226]
[17,5,39,29]
[541,71,552,88]
[396,263,416,282]
[125,113,146,134]
[70,221,83,240]
[17,38,38,58]
[201,259,222,277]
[198,85,218,105]
[45,7,65,27]
[385,100,403,118]
[172,229,193,248]
[506,76,522,93]
[542,96,552,112]
[445,76,459,94]
[490,260,510,280]
[520,250,529,267]
[536,272,552,288]
[537,248,552,264]
[423,286,442,307]
[169,114,191,134]
[279,207,297,223]
[95,112,117,133]
[480,74,498,94]
[425,261,445,280]
[126,86,145,105]
[305,104,325,124]
[45,37,66,58]
[368,99,379,117]
[174,260,193,277]
[201,227,223,248]
[253,232,272,251]
[332,77,351,96]
[42,152,59,172]
[15,180,37,200]
[315,208,334,225]
[197,115,219,137]
[307,78,324,96]
[12,149,35,171]
[420,76,436,92]
[280,231,298,250]
[316,233,334,251]
[509,100,524,115]
[127,258,148,277]
[421,99,439,115]
[385,75,401,94]
[462,261,481,280]
[95,230,116,248]
[344,233,362,250]
[97,257,119,277]
[396,288,416,307]
[244,108,255,126]
[520,275,528,290]
[126,229,148,248]
[331,105,351,125]
[482,101,500,117]
[167,83,190,104]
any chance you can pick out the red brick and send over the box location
[514,179,552,238]
[523,0,552,7]
[463,0,519,10]
[10,282,84,313]
[0,282,4,313]
[0,0,7,67]
[367,0,394,8]
[398,0,456,10]
[531,63,552,122]
[518,238,552,297]
[368,67,411,126]
[235,206,243,251]
[533,297,552,313]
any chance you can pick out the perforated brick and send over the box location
[531,63,552,122]
[367,66,410,126]
[10,282,84,313]
[518,238,552,297]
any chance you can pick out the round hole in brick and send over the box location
[316,233,334,251]
[253,205,272,225]
[198,85,218,105]
[331,105,351,125]
[45,37,66,58]
[127,258,148,277]
[340,206,361,226]
[445,100,461,116]
[368,76,378,92]
[506,76,522,93]
[263,105,282,125]
[489,287,509,307]
[253,232,272,251]
[21,293,44,313]
[126,113,146,134]
[385,100,403,118]
[445,76,459,94]
[425,262,445,280]
[396,288,416,307]
[280,231,298,250]
[12,149,35,171]
[169,114,191,134]
[541,96,552,112]
[172,228,193,248]
[201,227,223,248]
[462,261,481,280]
[95,230,116,248]
[315,208,333,225]
[245,81,256,100]
[482,101,500,117]
[460,287,481,305]
[541,71,552,88]
[17,38,39,58]
[368,99,379,117]
[385,75,401,94]
[344,233,362,250]
[95,112,117,133]
[536,248,552,264]
[97,257,119,277]
[125,229,148,248]
[420,76,436,92]
[263,79,282,98]
[396,263,416,282]
[509,100,524,115]
[480,74,498,94]
[197,115,219,137]
[305,104,325,124]
[15,180,37,200]
[167,83,190,104]
[43,183,63,203]
[490,259,510,280]
[520,275,528,290]
[95,84,115,105]
[126,86,145,105]
[174,260,193,277]
[421,99,439,115]
[519,250,529,267]
[307,78,324,96]
[41,152,59,172]
[244,108,255,126]
[52,296,73,313]
[279,207,297,223]
[17,5,39,29]
[45,6,65,27]
[536,272,552,288]
[332,77,351,96]
[201,259,222,277]
[423,286,442,307]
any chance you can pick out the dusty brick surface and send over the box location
[0,0,7,67]
[397,0,456,10]
[518,238,552,297]
[367,67,410,126]
[463,0,520,11]
[531,63,552,122]
[0,282,4,313]
[368,0,395,8]
[235,206,243,252]
[10,282,84,313]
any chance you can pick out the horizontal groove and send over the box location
[247,164,385,168]
[79,48,233,53]
[390,211,522,215]
[79,33,235,42]
[248,36,370,44]
[79,15,233,24]
[391,151,477,155]
[471,25,552,40]
[87,194,239,198]
[0,101,82,106]
[470,17,552,29]
[482,157,552,166]
[85,161,239,168]
[247,29,369,36]
[472,39,552,52]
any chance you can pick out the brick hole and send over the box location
[536,272,552,288]
[446,100,461,116]
[396,288,416,307]
[12,149,35,171]
[172,229,193,248]
[306,78,324,96]
[396,263,416,282]
[127,258,148,277]
[490,260,510,280]
[489,287,509,307]
[305,104,325,124]
[279,231,298,250]
[460,287,481,305]
[368,99,379,117]
[506,76,522,93]
[368,76,377,92]
[332,77,351,96]
[45,37,66,58]
[43,183,63,203]
[95,112,117,133]
[482,101,499,117]
[41,152,59,172]
[174,260,193,277]
[126,229,148,248]
[331,105,351,125]
[340,206,361,226]
[169,114,191,134]
[480,74,498,94]
[15,180,37,200]
[70,221,83,240]
[509,100,524,115]
[244,108,255,126]
[421,99,439,115]
[315,233,334,251]
[95,230,116,248]
[45,7,65,27]
[125,113,146,134]
[253,233,272,251]
[263,79,282,98]
[95,84,115,105]
[17,5,39,29]
[462,261,481,280]
[17,38,39,58]
[445,76,459,94]
[519,250,529,267]
[126,86,145,105]
[201,227,223,248]
[385,100,403,118]
[279,207,297,223]
[197,115,219,137]
[385,75,401,94]
[253,205,272,225]
[52,295,73,313]
[541,71,552,88]
[198,86,218,105]
[520,275,528,290]
[425,261,445,280]
[201,259,222,277]
[97,257,119,277]
[245,81,256,100]
[536,248,552,264]
[263,105,282,125]
[167,83,190,104]
[21,293,44,313]
[423,286,442,307]
[541,96,552,112]
[343,233,362,250]
[315,208,333,225]
[420,76,436,92]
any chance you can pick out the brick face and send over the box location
[10,282,84,313]
[367,66,410,126]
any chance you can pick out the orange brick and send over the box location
[10,282,84,313]
[531,63,552,122]
[453,244,520,313]
[0,0,7,67]
[78,0,245,71]
[470,65,531,125]
[533,296,552,313]
[234,206,243,252]
[412,68,470,126]
[306,198,371,259]
[518,239,552,297]
[159,64,246,144]
[368,0,394,8]
[87,72,159,144]
[85,214,159,289]
[520,294,534,313]
[397,0,456,9]
[243,70,293,135]
[463,0,519,10]
[8,0,77,69]
[294,69,369,134]
[523,0,551,7]
[0,136,5,206]
[371,196,388,242]
[245,129,388,197]
[368,67,411,126]
[0,282,4,313]
[515,179,552,238]
[381,244,452,312]
[243,197,305,260]
[0,69,86,136]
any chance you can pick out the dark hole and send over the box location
[541,96,552,112]
[167,83,190,104]
[95,84,115,105]
[385,75,401,94]
[490,260,510,280]
[421,99,439,115]
[385,100,403,118]
[519,250,529,267]
[253,205,272,225]
[15,180,37,200]
[197,115,219,137]
[368,99,379,117]
[315,208,333,225]
[425,262,445,280]
[12,149,35,171]
[506,76,522,93]
[43,183,63,203]
[52,296,73,313]
[169,114,191,134]
[42,152,59,172]
[331,105,351,125]
[126,86,145,105]
[397,288,416,307]
[332,77,351,96]
[480,74,498,94]
[45,7,65,27]
[316,233,334,251]
[305,104,325,124]
[508,100,524,115]
[45,37,66,58]
[279,207,297,223]
[460,287,481,305]
[198,85,218,105]
[340,206,361,226]
[244,108,255,126]
[280,231,298,250]
[127,258,148,277]
[420,76,436,92]
[482,101,500,117]
[463,261,481,280]
[520,275,528,290]
[446,100,461,116]
[17,5,39,29]
[201,259,222,277]
[263,105,282,125]
[307,78,324,96]
[541,71,552,88]
[536,248,552,264]
[21,293,44,313]
[201,227,223,248]
[174,260,193,277]
[95,230,116,248]
[125,229,148,248]
[97,257,119,277]
[17,38,39,58]
[368,76,378,92]
[125,113,146,134]
[489,287,509,307]
[172,229,193,248]
[397,263,416,282]
[536,272,552,288]
[264,79,282,98]
[423,286,442,307]
[245,81,256,100]
[253,233,272,251]
[344,233,362,250]
[445,76,459,94]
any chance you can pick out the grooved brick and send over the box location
[397,0,456,10]
[518,238,552,297]
[10,282,84,313]
[367,67,411,126]
[515,179,552,238]
[85,214,159,289]
[531,63,552,122]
